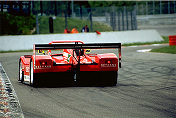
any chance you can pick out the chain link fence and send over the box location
[1,1,175,35]
[136,1,176,15]
[34,6,137,34]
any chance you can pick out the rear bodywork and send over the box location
[19,41,121,86]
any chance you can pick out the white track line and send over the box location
[137,49,152,52]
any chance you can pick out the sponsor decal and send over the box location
[67,54,72,62]
[26,67,29,72]
[35,65,51,69]
[101,64,116,67]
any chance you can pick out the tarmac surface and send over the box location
[0,44,176,118]
[138,25,176,36]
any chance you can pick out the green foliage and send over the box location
[38,16,112,34]
[0,13,36,35]
[151,46,176,54]
[0,50,33,53]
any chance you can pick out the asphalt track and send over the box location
[0,45,176,118]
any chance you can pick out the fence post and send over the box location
[160,1,162,14]
[111,6,116,31]
[65,11,67,29]
[118,10,121,31]
[153,1,155,15]
[0,11,2,35]
[54,1,57,16]
[89,8,93,32]
[72,0,74,17]
[40,1,43,16]
[122,6,125,31]
[136,2,138,15]
[49,17,54,33]
[36,14,39,34]
[134,6,137,30]
[32,1,35,15]
[126,6,128,30]
[105,12,109,23]
[174,1,176,13]
[168,1,170,14]
[130,10,133,30]
[114,7,116,31]
[110,7,116,31]
[0,1,3,35]
[79,6,82,19]
[146,1,148,15]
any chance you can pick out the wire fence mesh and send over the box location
[0,1,176,35]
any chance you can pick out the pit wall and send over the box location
[0,30,163,51]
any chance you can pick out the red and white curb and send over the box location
[0,63,24,118]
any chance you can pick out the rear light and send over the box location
[100,59,117,68]
[40,61,47,65]
[34,60,51,69]
[105,60,112,64]
[107,60,111,64]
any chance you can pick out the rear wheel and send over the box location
[76,71,118,86]
[19,59,24,83]
[107,72,118,86]
[99,71,117,86]
[30,60,37,87]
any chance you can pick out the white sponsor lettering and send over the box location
[35,65,51,69]
[101,64,116,67]
[24,75,30,82]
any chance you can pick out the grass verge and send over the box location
[150,46,176,54]
[39,16,112,34]
[0,50,33,53]
[122,36,169,46]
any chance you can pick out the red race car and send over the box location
[19,41,121,87]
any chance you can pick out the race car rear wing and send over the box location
[33,43,122,68]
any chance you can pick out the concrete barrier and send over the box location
[0,29,163,51]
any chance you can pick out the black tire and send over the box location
[19,59,24,83]
[101,71,117,86]
[76,71,118,87]
[30,59,37,87]
[108,72,118,86]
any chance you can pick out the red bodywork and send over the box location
[19,41,121,86]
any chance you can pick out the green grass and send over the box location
[122,36,169,46]
[151,46,176,54]
[38,16,112,34]
[0,50,33,53]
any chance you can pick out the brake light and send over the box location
[40,61,47,65]
[107,60,111,64]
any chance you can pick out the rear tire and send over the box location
[76,71,118,86]
[108,72,118,86]
[30,59,37,87]
[19,59,24,83]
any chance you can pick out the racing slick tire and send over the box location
[18,59,24,83]
[30,59,38,87]
[76,71,118,86]
[99,71,118,86]
[107,72,118,86]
